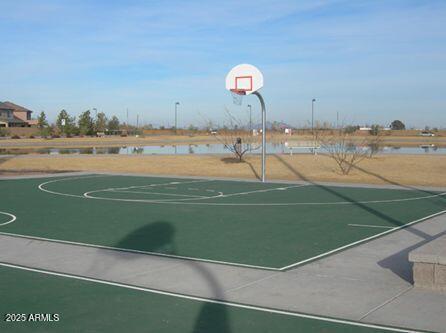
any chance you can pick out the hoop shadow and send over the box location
[92,221,231,332]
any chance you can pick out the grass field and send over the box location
[0,264,420,333]
[0,174,445,270]
[1,154,446,187]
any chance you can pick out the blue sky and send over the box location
[1,0,445,128]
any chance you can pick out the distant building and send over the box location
[0,101,37,127]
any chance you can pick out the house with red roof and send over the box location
[0,101,37,127]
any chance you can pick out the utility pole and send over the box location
[174,102,180,134]
[311,99,316,134]
[126,108,129,134]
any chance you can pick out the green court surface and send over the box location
[0,174,445,270]
[0,264,416,333]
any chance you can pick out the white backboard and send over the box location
[225,64,263,95]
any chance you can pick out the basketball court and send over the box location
[1,172,445,332]
[0,173,445,271]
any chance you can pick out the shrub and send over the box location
[11,134,21,139]
[390,120,405,130]
[369,124,380,136]
[0,128,10,137]
[343,125,359,134]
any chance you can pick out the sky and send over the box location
[1,0,445,128]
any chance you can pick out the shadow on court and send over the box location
[106,221,231,333]
[221,157,261,180]
[272,154,446,280]
[116,221,176,253]
[351,163,446,208]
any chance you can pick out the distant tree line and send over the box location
[37,110,121,137]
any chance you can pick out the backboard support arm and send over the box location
[252,91,266,182]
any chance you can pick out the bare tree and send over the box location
[318,128,382,175]
[214,109,261,161]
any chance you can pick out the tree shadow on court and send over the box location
[350,163,446,208]
[273,154,434,236]
[272,154,445,280]
[345,163,446,282]
[94,221,232,333]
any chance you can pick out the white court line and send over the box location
[38,175,446,206]
[127,184,308,201]
[99,183,303,203]
[280,209,446,271]
[0,231,279,271]
[214,184,308,199]
[38,175,107,199]
[102,179,210,192]
[110,190,208,198]
[83,184,308,203]
[38,176,210,201]
[348,224,395,229]
[0,262,421,333]
[0,212,17,226]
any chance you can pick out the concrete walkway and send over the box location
[1,212,445,332]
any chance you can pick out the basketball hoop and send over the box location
[226,64,267,182]
[230,89,246,105]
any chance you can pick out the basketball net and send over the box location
[230,89,246,106]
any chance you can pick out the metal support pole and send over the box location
[174,102,179,134]
[248,104,252,152]
[126,108,129,134]
[311,99,315,134]
[248,104,252,134]
[253,91,266,182]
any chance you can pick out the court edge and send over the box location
[0,231,280,271]
[3,174,445,271]
[0,261,425,333]
[281,209,446,270]
[1,208,445,273]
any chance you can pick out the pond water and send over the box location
[0,143,444,155]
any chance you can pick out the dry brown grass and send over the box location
[1,154,445,187]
